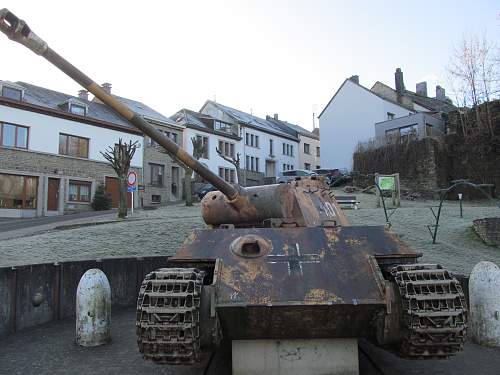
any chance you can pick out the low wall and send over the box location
[0,256,169,339]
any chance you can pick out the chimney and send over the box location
[349,75,359,84]
[273,113,278,120]
[101,82,112,94]
[78,89,89,101]
[416,82,427,97]
[436,85,446,101]
[394,68,405,94]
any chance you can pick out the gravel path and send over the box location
[0,193,498,274]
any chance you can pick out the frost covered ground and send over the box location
[0,193,498,274]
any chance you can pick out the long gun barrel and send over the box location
[0,8,239,200]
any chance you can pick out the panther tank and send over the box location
[0,8,468,366]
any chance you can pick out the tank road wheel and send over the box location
[136,268,205,364]
[391,264,467,358]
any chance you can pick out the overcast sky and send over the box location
[1,1,498,130]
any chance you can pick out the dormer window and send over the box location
[70,104,87,116]
[0,82,25,101]
[59,98,88,116]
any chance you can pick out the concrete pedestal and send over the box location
[232,338,359,375]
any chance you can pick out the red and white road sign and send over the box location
[127,171,137,186]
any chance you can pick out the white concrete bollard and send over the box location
[76,268,111,346]
[469,261,500,347]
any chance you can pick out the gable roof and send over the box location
[266,116,319,140]
[401,90,456,113]
[201,100,299,141]
[318,78,416,119]
[170,108,241,140]
[2,80,175,134]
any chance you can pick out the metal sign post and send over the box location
[127,171,137,215]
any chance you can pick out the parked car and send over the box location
[315,168,340,185]
[196,183,217,199]
[277,169,317,183]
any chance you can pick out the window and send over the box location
[1,86,22,101]
[214,120,232,133]
[304,163,311,170]
[219,167,235,183]
[70,104,87,116]
[255,157,259,172]
[171,132,178,144]
[304,143,310,154]
[0,173,38,209]
[151,195,161,203]
[283,164,287,171]
[59,133,89,158]
[246,155,250,170]
[196,135,209,159]
[1,123,28,149]
[387,112,395,120]
[269,139,273,156]
[218,140,235,158]
[150,163,165,186]
[251,157,254,171]
[316,146,320,157]
[316,165,321,169]
[68,180,91,202]
[245,132,259,147]
[282,142,294,156]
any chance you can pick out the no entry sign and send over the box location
[127,171,137,187]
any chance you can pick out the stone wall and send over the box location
[353,138,444,193]
[353,100,500,197]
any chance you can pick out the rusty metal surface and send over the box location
[173,225,417,307]
[201,177,349,227]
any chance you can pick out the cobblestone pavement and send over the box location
[0,194,499,274]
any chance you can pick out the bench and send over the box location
[334,195,360,210]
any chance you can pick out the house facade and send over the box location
[200,101,300,186]
[267,115,320,171]
[0,80,181,218]
[318,69,456,170]
[0,80,143,218]
[171,109,242,185]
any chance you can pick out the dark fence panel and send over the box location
[0,256,169,339]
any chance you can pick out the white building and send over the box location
[0,80,176,217]
[318,69,456,170]
[171,109,242,184]
[200,101,300,185]
[267,115,320,171]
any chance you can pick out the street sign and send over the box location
[127,171,137,187]
[127,186,136,192]
[138,184,145,192]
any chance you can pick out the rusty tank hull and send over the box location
[170,225,419,340]
[0,8,467,367]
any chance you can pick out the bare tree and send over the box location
[216,147,243,185]
[101,139,138,218]
[448,34,499,136]
[184,137,206,206]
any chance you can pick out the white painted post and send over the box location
[469,261,500,347]
[76,268,111,346]
[131,191,134,215]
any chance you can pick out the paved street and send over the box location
[0,209,117,233]
[1,307,499,375]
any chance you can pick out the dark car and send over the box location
[315,168,340,184]
[196,183,217,200]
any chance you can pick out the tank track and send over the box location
[136,268,205,364]
[391,264,467,358]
